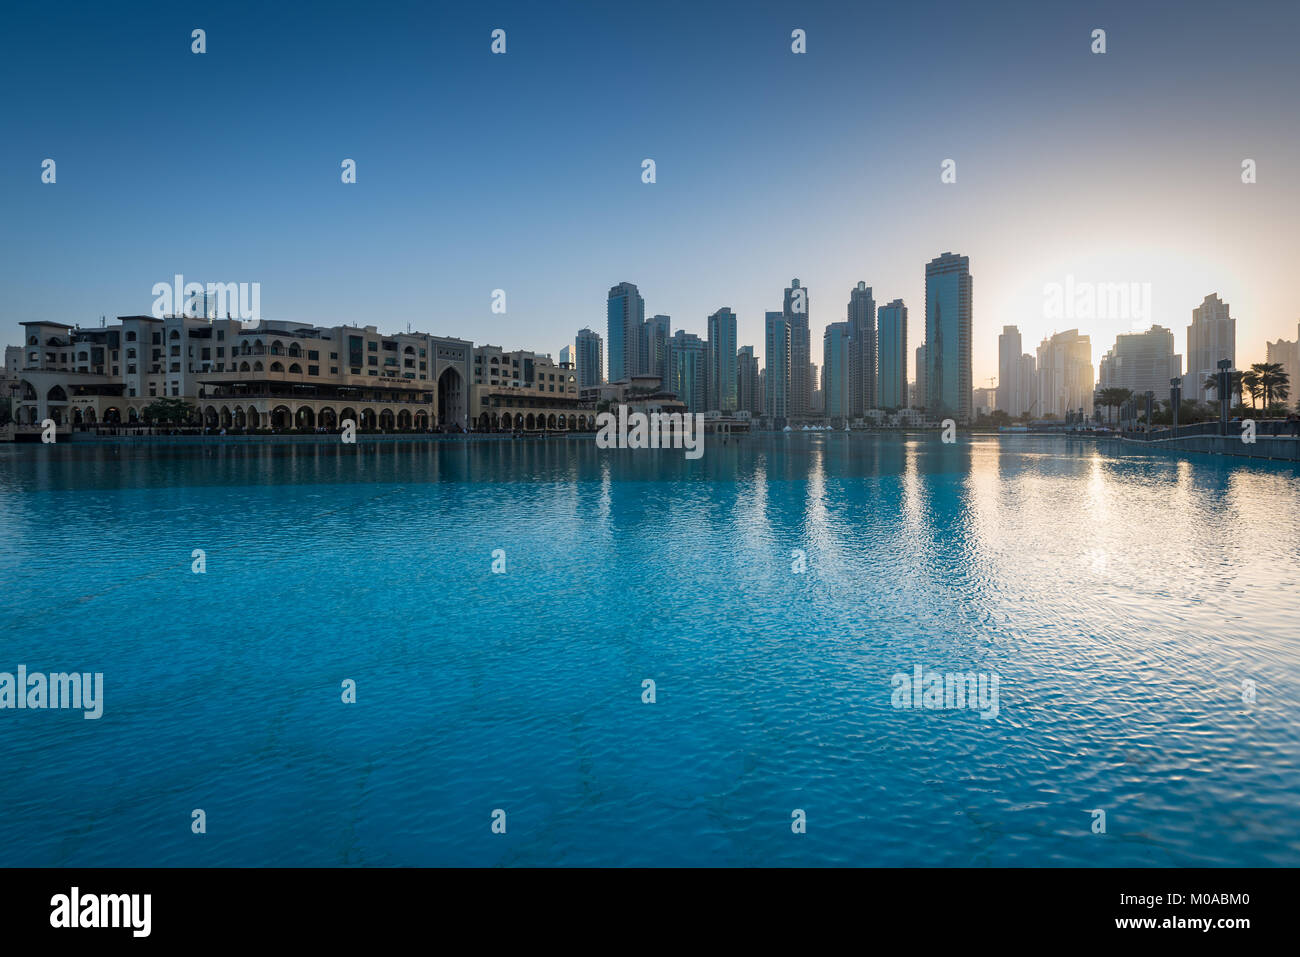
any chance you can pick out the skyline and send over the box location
[3,0,1299,387]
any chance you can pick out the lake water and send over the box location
[1,433,1297,866]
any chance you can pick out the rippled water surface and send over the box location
[1,434,1297,866]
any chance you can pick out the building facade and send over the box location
[1186,293,1235,401]
[1097,325,1182,398]
[847,282,876,415]
[606,282,645,385]
[764,312,791,422]
[822,321,852,422]
[706,308,738,412]
[877,298,907,410]
[924,252,973,422]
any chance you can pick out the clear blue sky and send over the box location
[3,0,1297,384]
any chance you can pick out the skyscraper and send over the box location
[737,345,762,415]
[784,279,810,418]
[607,282,644,384]
[765,311,791,422]
[666,329,707,413]
[847,282,876,414]
[823,322,852,421]
[642,314,671,384]
[997,326,1021,416]
[706,308,738,412]
[1097,326,1182,398]
[1186,293,1236,401]
[924,253,973,422]
[1265,322,1299,409]
[877,299,908,410]
[575,327,603,388]
[1036,330,1094,418]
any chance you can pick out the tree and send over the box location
[142,397,195,425]
[1250,362,1290,412]
[1203,370,1244,406]
[1093,387,1133,426]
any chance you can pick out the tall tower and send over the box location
[765,311,791,422]
[706,308,738,412]
[606,282,644,383]
[784,279,810,418]
[877,299,908,410]
[924,252,973,422]
[1186,294,1236,401]
[847,282,877,414]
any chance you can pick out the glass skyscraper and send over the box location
[706,308,738,412]
[764,311,790,422]
[877,299,908,410]
[822,321,852,421]
[924,252,973,422]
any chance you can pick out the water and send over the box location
[1,433,1297,867]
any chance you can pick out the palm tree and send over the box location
[1250,362,1290,412]
[1203,370,1244,407]
[1241,369,1261,412]
[1093,386,1132,426]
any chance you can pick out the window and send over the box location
[216,347,224,357]
[308,350,319,361]
[368,356,377,366]
[125,331,136,342]
[127,348,136,359]
[329,352,338,360]
[308,365,319,376]
[368,341,377,352]
[217,330,225,341]
[152,333,161,345]
[330,367,339,375]
[127,365,136,375]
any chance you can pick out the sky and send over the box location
[2,0,1298,387]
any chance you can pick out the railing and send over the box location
[1126,419,1299,441]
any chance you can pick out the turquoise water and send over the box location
[1,434,1297,866]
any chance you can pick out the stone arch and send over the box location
[270,361,284,372]
[270,405,293,430]
[296,406,316,430]
[478,412,492,429]
[247,406,261,429]
[547,413,557,429]
[340,407,358,429]
[437,367,465,429]
[220,406,233,428]
[253,361,264,372]
[359,408,376,430]
[47,385,67,401]
[414,410,429,430]
[379,408,395,431]
[204,406,219,427]
[289,363,302,374]
[103,407,121,425]
[397,409,412,430]
[318,407,337,429]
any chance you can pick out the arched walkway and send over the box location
[437,367,465,429]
